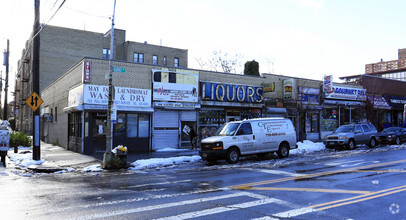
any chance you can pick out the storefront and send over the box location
[64,84,153,154]
[322,83,367,136]
[151,69,200,150]
[366,95,391,131]
[199,81,264,139]
[298,87,322,141]
[385,96,406,127]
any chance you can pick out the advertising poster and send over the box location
[152,69,199,103]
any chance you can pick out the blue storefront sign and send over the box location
[201,82,264,103]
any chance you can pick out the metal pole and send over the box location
[102,0,116,168]
[32,0,41,160]
[3,39,9,120]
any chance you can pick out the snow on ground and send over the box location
[8,146,45,169]
[129,155,201,170]
[83,164,103,172]
[291,140,326,155]
[155,148,190,152]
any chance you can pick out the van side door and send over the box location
[235,123,255,155]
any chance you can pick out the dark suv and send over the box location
[324,123,378,150]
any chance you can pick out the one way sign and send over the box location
[26,92,43,112]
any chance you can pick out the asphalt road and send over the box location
[1,145,405,219]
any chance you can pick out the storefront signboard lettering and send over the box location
[83,61,91,83]
[152,69,199,102]
[323,75,333,93]
[80,84,151,107]
[201,82,264,103]
[324,86,366,101]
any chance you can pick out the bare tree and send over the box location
[262,57,275,74]
[195,50,244,74]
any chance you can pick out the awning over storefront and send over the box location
[64,104,154,113]
[323,99,365,107]
[265,107,287,117]
[385,96,406,109]
[367,95,391,110]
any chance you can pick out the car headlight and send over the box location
[212,142,223,150]
[339,135,348,139]
[387,135,393,138]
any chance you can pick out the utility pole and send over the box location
[3,39,9,120]
[102,0,117,169]
[32,0,41,160]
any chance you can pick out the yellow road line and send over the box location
[310,185,406,210]
[350,169,406,173]
[240,186,371,194]
[229,159,406,189]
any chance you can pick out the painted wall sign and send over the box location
[68,84,151,108]
[324,86,366,101]
[283,79,295,100]
[152,69,199,102]
[263,82,275,93]
[83,61,91,83]
[201,82,264,103]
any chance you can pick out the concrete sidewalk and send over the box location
[9,142,199,173]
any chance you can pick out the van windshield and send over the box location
[215,123,240,136]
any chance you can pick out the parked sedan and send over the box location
[377,127,406,145]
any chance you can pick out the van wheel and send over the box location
[347,139,355,150]
[277,143,290,158]
[368,137,376,148]
[226,148,240,164]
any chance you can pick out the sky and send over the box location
[1,0,406,104]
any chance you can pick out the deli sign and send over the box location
[201,82,264,103]
[324,85,366,101]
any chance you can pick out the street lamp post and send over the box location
[102,0,117,169]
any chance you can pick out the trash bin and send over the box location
[112,145,127,168]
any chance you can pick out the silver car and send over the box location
[324,123,378,150]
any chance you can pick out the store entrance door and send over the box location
[226,116,240,122]
[226,110,241,122]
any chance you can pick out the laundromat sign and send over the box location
[68,84,151,107]
[324,85,366,101]
[201,82,264,103]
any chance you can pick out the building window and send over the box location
[153,71,161,82]
[103,48,110,59]
[113,113,150,138]
[169,72,176,83]
[153,55,158,65]
[174,57,179,67]
[163,56,167,66]
[55,107,57,122]
[134,52,144,63]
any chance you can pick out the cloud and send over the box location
[299,0,324,9]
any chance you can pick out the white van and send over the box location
[199,118,297,163]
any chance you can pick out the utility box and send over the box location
[0,125,10,167]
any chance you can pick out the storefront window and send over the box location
[322,107,338,131]
[114,114,126,137]
[127,114,138,137]
[139,114,150,137]
[199,109,225,125]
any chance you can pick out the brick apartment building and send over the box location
[15,25,187,133]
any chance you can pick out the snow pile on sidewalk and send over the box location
[8,147,45,168]
[129,155,201,170]
[290,140,326,155]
